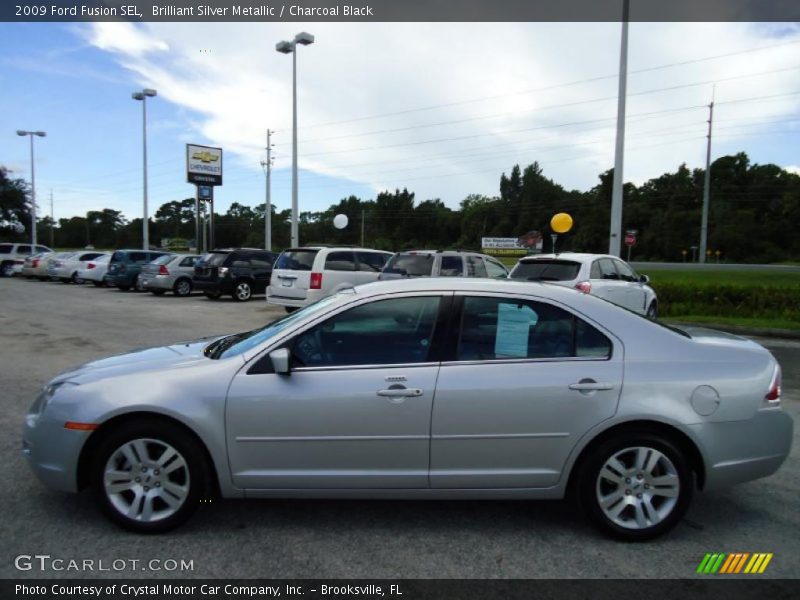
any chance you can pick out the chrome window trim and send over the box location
[441,356,610,367]
[292,362,440,373]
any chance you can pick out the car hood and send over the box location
[52,337,223,385]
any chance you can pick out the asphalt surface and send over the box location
[1,277,798,579]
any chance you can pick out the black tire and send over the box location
[150,289,167,296]
[72,272,83,285]
[92,281,104,287]
[37,276,48,281]
[90,419,210,533]
[646,301,658,320]
[173,278,192,297]
[118,285,131,291]
[232,280,253,302]
[1,262,14,277]
[577,432,693,541]
[204,291,222,300]
[285,306,299,314]
[60,278,71,284]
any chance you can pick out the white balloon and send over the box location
[333,214,349,229]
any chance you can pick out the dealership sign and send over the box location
[186,144,223,185]
[482,236,529,257]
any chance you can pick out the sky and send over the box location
[1,21,799,224]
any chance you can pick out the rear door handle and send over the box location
[569,381,614,391]
[377,388,423,398]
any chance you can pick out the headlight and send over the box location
[28,381,77,415]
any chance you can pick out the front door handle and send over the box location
[569,381,614,391]
[377,388,423,398]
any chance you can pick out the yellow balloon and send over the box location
[550,212,573,234]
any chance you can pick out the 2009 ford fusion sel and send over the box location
[23,278,792,540]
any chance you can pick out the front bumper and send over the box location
[691,408,793,491]
[23,412,88,493]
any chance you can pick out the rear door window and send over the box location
[383,253,435,276]
[276,249,319,271]
[439,255,463,276]
[484,258,509,279]
[613,259,637,282]
[129,252,147,263]
[16,245,32,255]
[510,260,581,281]
[597,258,619,280]
[466,255,487,277]
[179,256,199,267]
[35,246,50,253]
[357,251,389,272]
[325,251,357,271]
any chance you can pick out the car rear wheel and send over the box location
[578,433,693,541]
[91,420,210,533]
[0,262,14,277]
[204,291,222,300]
[173,278,192,297]
[92,281,104,287]
[646,301,658,320]
[72,272,83,284]
[150,289,166,296]
[118,285,131,291]
[233,280,253,302]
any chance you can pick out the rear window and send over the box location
[152,255,174,266]
[276,249,319,271]
[510,259,581,282]
[383,253,435,276]
[110,251,126,263]
[202,252,230,267]
[0,244,12,254]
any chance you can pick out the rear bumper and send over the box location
[266,286,315,307]
[690,409,793,490]
[139,274,174,290]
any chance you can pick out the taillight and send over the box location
[575,280,592,293]
[87,263,96,269]
[32,259,39,268]
[158,265,169,275]
[119,264,126,273]
[310,272,323,289]
[765,365,782,405]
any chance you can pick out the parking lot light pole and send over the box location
[277,32,314,248]
[16,130,46,247]
[132,89,157,250]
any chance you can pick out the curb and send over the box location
[664,320,800,340]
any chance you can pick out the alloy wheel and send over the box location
[103,438,190,523]
[595,446,680,530]
[235,282,252,301]
[175,279,191,297]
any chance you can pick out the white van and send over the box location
[267,246,393,311]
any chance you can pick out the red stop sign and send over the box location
[624,233,636,246]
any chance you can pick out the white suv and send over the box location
[509,253,658,318]
[268,246,393,311]
[0,242,53,277]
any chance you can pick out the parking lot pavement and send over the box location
[1,277,798,579]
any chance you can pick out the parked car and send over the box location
[194,249,279,302]
[48,251,107,283]
[509,253,658,318]
[138,254,201,297]
[29,252,71,281]
[268,246,393,311]
[379,249,509,281]
[104,250,171,291]
[21,252,52,279]
[0,242,52,277]
[78,254,112,287]
[23,278,791,539]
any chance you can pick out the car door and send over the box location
[591,258,625,306]
[250,252,274,293]
[430,293,623,488]
[322,251,358,289]
[612,259,646,313]
[226,293,450,489]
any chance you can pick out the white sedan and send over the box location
[49,251,107,284]
[509,253,658,318]
[77,254,111,287]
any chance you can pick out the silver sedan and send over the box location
[23,279,792,540]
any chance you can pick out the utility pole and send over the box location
[361,208,365,247]
[49,190,54,247]
[699,93,715,263]
[608,0,629,257]
[260,130,274,251]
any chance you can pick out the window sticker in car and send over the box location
[494,303,538,358]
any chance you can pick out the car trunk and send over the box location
[271,249,320,299]
[194,252,229,282]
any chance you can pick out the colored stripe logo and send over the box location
[697,553,773,574]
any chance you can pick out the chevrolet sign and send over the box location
[187,144,223,185]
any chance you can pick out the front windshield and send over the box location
[210,294,344,359]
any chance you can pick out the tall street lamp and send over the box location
[16,130,46,247]
[276,31,314,248]
[132,88,157,250]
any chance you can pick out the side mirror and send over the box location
[639,274,650,284]
[269,348,291,375]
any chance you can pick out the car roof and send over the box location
[518,253,619,263]
[286,246,391,253]
[350,276,585,301]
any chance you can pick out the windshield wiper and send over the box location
[205,332,249,359]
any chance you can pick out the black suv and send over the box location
[193,248,279,302]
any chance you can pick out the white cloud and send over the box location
[82,22,800,207]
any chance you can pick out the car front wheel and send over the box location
[91,420,210,533]
[578,433,693,541]
[646,301,658,320]
[233,280,252,302]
